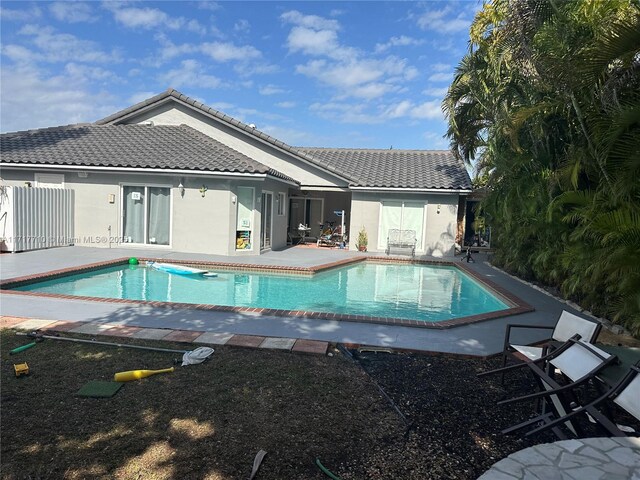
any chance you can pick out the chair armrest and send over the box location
[504,324,554,352]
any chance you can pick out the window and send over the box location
[122,185,171,245]
[378,200,425,250]
[276,193,286,216]
[35,173,64,188]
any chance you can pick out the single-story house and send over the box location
[0,88,472,256]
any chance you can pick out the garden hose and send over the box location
[9,341,38,355]
[315,458,342,480]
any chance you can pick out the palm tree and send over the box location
[444,0,640,332]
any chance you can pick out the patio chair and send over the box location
[524,361,640,438]
[479,310,602,381]
[497,336,618,438]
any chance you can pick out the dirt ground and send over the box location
[2,328,624,480]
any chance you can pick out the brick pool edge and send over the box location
[0,256,533,329]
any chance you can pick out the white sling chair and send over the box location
[498,337,617,438]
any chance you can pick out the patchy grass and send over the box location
[2,328,557,479]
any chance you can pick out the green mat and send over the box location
[76,380,123,398]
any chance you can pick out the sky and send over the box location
[0,1,480,150]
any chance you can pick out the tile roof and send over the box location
[0,123,298,183]
[96,88,355,183]
[297,148,472,190]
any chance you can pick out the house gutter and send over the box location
[0,163,299,187]
[349,186,473,194]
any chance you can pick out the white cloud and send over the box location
[197,2,221,11]
[153,34,198,63]
[1,44,39,64]
[108,6,174,29]
[375,35,425,53]
[310,102,382,124]
[186,19,207,35]
[200,42,261,62]
[308,97,443,126]
[159,59,224,89]
[282,10,418,101]
[275,101,296,108]
[286,26,342,57]
[280,10,340,31]
[296,56,416,99]
[414,6,473,34]
[383,99,442,120]
[0,6,42,21]
[349,83,398,100]
[409,100,443,119]
[13,25,120,64]
[423,86,449,97]
[235,108,287,122]
[428,72,453,82]
[233,62,279,76]
[49,2,97,23]
[259,85,286,95]
[128,92,157,105]
[104,4,204,32]
[234,19,250,33]
[0,64,119,132]
[431,63,451,72]
[383,100,413,118]
[64,63,120,83]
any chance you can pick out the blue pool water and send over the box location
[15,263,508,323]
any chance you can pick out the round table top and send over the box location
[478,436,640,479]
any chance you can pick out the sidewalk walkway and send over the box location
[1,316,330,355]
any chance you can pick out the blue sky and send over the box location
[0,1,480,149]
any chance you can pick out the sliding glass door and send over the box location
[260,192,273,250]
[122,185,171,245]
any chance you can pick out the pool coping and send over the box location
[0,256,534,330]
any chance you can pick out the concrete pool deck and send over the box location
[0,246,597,357]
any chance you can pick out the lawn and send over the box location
[1,328,555,479]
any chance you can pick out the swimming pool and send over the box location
[11,261,509,324]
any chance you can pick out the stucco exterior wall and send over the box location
[0,168,289,256]
[119,102,348,189]
[349,191,460,257]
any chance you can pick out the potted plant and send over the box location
[356,226,368,252]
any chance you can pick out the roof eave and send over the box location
[0,162,279,180]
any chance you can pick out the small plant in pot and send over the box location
[356,226,368,252]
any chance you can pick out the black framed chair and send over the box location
[496,337,618,439]
[480,310,602,382]
[524,361,640,438]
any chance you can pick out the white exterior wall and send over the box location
[119,102,348,189]
[0,168,289,256]
[349,191,460,257]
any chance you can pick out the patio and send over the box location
[0,245,596,357]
